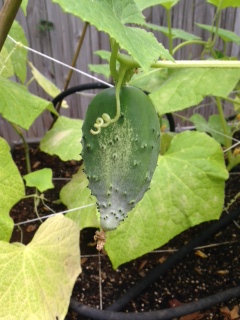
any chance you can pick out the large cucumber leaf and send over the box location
[52,0,174,71]
[0,138,25,242]
[0,215,80,319]
[105,131,228,268]
[149,68,240,115]
[0,76,51,129]
[135,0,180,10]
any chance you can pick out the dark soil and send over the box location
[10,144,240,320]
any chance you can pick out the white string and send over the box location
[7,35,114,88]
[14,203,96,226]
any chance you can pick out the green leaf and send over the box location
[0,215,81,319]
[23,168,54,192]
[52,0,174,71]
[207,0,240,8]
[61,166,100,230]
[20,0,28,15]
[88,64,110,79]
[208,115,231,145]
[29,61,61,97]
[0,46,14,78]
[190,113,208,132]
[135,0,179,10]
[147,23,201,41]
[190,113,231,146]
[4,21,28,83]
[196,23,240,44]
[129,68,168,92]
[149,68,240,115]
[94,50,111,61]
[0,76,51,129]
[28,62,67,108]
[40,116,83,161]
[105,131,228,268]
[0,138,25,241]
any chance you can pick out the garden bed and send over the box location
[10,144,240,320]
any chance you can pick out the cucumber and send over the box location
[81,86,160,231]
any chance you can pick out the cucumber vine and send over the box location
[90,41,128,135]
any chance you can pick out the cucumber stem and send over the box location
[90,65,127,135]
[166,8,173,55]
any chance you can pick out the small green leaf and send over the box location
[40,116,83,161]
[105,131,228,268]
[190,114,231,146]
[94,50,112,61]
[196,23,240,44]
[150,68,240,115]
[0,138,25,241]
[190,113,208,132]
[88,64,110,79]
[147,23,201,41]
[0,76,51,130]
[135,0,179,10]
[20,0,28,15]
[52,0,174,71]
[0,46,14,78]
[23,168,54,192]
[207,0,240,8]
[4,21,28,83]
[0,215,81,319]
[61,166,99,230]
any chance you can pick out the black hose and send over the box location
[51,83,109,107]
[51,83,175,132]
[69,206,240,319]
[70,286,240,320]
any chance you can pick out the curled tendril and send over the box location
[90,111,119,135]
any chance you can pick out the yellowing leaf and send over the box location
[0,138,25,241]
[0,215,81,319]
[28,62,68,108]
[40,116,83,161]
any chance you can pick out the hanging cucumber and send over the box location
[81,86,160,231]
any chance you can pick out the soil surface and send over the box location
[10,144,240,320]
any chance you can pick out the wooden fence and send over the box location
[1,0,240,142]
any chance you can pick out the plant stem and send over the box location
[117,53,240,69]
[110,39,119,82]
[166,8,173,55]
[211,0,223,46]
[173,40,207,56]
[64,22,89,91]
[10,123,31,173]
[215,97,232,163]
[0,0,22,51]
